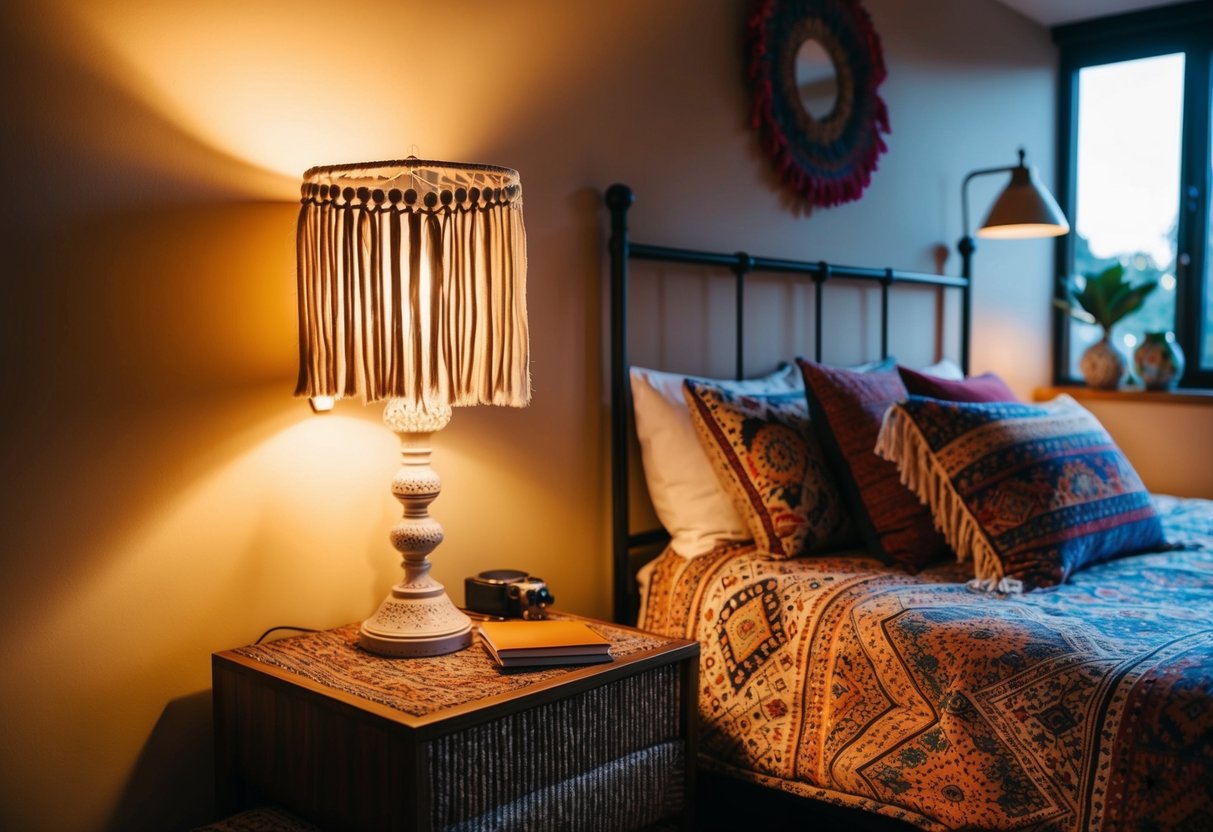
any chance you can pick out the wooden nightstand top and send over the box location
[214,614,697,740]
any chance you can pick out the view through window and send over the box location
[1068,53,1185,378]
[1056,5,1212,388]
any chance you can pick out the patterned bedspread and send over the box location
[639,495,1213,831]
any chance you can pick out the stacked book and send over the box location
[478,620,612,668]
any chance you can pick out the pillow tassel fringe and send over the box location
[875,406,1004,583]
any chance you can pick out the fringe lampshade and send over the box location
[295,159,530,410]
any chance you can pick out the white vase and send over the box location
[1080,335,1127,389]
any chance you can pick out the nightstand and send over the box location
[212,615,698,831]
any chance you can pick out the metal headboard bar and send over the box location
[625,242,968,288]
[606,183,970,623]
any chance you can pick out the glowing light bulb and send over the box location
[308,396,335,414]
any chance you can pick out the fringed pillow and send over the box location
[876,394,1168,592]
[797,358,949,571]
[683,380,854,559]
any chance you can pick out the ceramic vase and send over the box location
[1079,335,1127,389]
[1133,331,1185,390]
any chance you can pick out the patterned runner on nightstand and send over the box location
[233,619,668,717]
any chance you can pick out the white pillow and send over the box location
[629,364,802,556]
[918,358,964,380]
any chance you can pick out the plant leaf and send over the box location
[1072,263,1158,330]
[1077,279,1110,327]
[1054,297,1096,324]
[1107,282,1157,325]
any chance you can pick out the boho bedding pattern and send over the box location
[639,495,1213,831]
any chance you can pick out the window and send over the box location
[1054,2,1213,388]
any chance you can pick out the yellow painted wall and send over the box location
[0,1,1203,829]
[1078,400,1213,498]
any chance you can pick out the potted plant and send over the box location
[1058,263,1157,389]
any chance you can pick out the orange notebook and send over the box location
[478,620,612,667]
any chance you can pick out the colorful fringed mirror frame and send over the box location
[747,0,890,209]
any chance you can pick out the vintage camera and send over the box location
[465,569,555,620]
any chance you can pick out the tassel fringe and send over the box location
[875,405,1007,586]
[294,162,530,409]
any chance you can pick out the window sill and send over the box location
[1034,385,1213,407]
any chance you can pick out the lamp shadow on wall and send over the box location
[0,7,374,829]
[0,0,303,619]
[0,3,293,210]
[106,690,215,832]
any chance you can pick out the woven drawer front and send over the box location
[429,664,681,827]
[446,741,685,832]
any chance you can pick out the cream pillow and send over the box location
[918,358,964,380]
[630,364,802,556]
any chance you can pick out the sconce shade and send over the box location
[978,165,1069,240]
[295,159,530,409]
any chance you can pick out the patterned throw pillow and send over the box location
[630,363,803,556]
[796,358,949,571]
[897,365,1019,403]
[876,394,1168,592]
[683,380,854,559]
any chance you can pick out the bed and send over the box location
[605,183,1213,830]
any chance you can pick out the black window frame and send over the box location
[1053,0,1213,389]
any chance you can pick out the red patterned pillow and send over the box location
[897,365,1018,403]
[796,358,949,570]
[683,380,854,558]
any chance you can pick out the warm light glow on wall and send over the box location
[968,314,1046,399]
[59,0,638,184]
[38,410,398,650]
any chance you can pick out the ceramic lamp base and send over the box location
[359,581,472,657]
[359,400,472,658]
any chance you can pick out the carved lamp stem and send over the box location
[358,401,472,657]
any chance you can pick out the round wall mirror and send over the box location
[748,0,890,209]
[795,39,839,119]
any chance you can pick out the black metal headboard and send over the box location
[607,183,970,624]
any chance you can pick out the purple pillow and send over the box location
[897,365,1018,403]
[797,358,949,571]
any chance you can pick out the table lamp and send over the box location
[295,159,529,657]
[957,148,1069,372]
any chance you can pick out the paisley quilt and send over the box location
[639,495,1213,831]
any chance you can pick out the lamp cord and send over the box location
[254,625,319,644]
[251,615,501,644]
[252,613,507,644]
